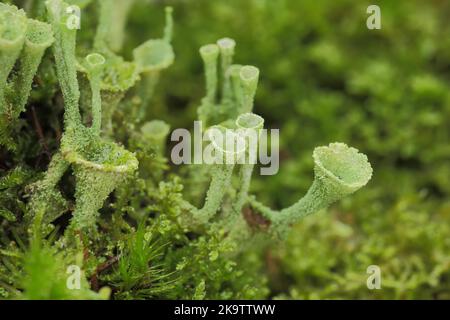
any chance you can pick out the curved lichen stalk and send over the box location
[189,125,247,224]
[26,153,69,224]
[249,143,373,238]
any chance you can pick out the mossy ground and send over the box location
[0,0,449,299]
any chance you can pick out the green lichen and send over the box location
[0,0,401,301]
[249,143,373,238]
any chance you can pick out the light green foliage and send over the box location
[21,240,108,300]
[108,223,176,299]
[275,195,450,299]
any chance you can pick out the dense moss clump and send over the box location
[0,0,448,300]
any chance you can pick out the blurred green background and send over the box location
[124,0,450,299]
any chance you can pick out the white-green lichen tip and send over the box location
[207,125,246,163]
[240,65,260,83]
[25,19,54,49]
[141,120,171,139]
[85,53,106,69]
[199,44,219,61]
[236,113,264,130]
[133,39,174,73]
[64,140,138,174]
[217,37,236,52]
[313,142,373,193]
[0,4,27,42]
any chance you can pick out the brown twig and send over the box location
[90,256,120,291]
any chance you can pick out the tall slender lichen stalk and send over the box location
[192,125,246,224]
[84,53,106,135]
[233,113,264,215]
[94,0,135,53]
[217,38,236,106]
[46,0,82,133]
[239,66,259,115]
[197,44,219,126]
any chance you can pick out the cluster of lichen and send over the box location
[1,0,447,300]
[165,0,450,299]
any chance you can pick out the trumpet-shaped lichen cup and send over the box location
[63,138,138,232]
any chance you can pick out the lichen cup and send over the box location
[132,39,174,119]
[139,120,171,155]
[312,142,373,200]
[272,143,373,235]
[133,39,175,73]
[235,112,264,163]
[206,125,247,165]
[63,138,138,232]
